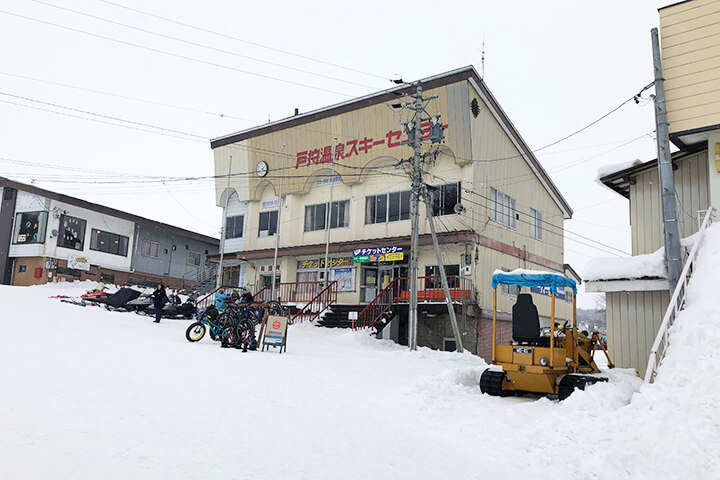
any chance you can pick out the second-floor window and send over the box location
[187,251,202,266]
[142,240,159,258]
[530,208,543,240]
[90,229,129,256]
[429,182,461,216]
[57,215,86,251]
[490,187,516,229]
[304,200,349,232]
[258,210,278,237]
[226,215,244,239]
[366,190,411,224]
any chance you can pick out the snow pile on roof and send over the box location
[584,248,666,281]
[584,232,702,282]
[596,158,644,180]
[492,268,559,277]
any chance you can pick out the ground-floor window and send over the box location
[424,264,460,288]
[296,257,355,292]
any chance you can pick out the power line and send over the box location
[0,9,354,97]
[0,98,208,142]
[456,193,630,256]
[32,0,382,92]
[0,71,260,123]
[531,81,655,153]
[98,0,391,82]
[0,91,209,139]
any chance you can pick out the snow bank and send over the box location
[0,274,716,479]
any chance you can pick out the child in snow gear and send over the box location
[214,288,228,312]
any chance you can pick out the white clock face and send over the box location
[256,161,268,177]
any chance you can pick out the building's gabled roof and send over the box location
[597,145,706,198]
[0,177,219,245]
[210,65,573,219]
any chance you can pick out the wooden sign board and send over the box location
[261,314,288,353]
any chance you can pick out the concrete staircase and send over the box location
[316,304,367,328]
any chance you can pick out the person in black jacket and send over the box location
[151,284,169,323]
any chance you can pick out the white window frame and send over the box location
[258,210,278,238]
[490,187,516,229]
[530,208,543,240]
[226,215,244,239]
[365,190,411,224]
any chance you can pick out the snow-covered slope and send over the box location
[1,239,718,480]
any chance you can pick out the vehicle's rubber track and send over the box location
[479,370,511,397]
[558,374,608,401]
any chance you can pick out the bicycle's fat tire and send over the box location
[185,322,206,342]
[268,301,284,317]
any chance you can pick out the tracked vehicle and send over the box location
[480,270,613,400]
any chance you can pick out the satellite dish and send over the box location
[51,229,59,237]
[453,203,465,214]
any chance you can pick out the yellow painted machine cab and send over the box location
[480,270,614,400]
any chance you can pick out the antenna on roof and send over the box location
[481,41,486,79]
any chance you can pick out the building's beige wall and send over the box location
[467,82,566,268]
[629,150,709,254]
[212,77,570,322]
[606,290,670,377]
[660,0,720,134]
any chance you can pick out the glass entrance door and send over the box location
[378,266,393,291]
[361,268,378,303]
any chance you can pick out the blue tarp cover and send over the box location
[491,272,577,294]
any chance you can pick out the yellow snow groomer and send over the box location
[480,271,613,400]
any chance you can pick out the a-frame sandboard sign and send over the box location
[260,314,288,353]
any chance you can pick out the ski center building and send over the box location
[0,177,219,289]
[209,66,577,356]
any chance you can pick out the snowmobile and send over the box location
[126,293,154,313]
[480,270,614,401]
[102,287,142,311]
[162,298,197,319]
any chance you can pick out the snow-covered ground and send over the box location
[3,222,720,479]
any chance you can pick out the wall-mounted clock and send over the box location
[256,161,268,177]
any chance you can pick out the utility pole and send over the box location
[401,82,446,351]
[271,146,285,300]
[651,28,682,295]
[408,84,423,351]
[216,155,232,288]
[323,138,337,287]
[423,188,463,352]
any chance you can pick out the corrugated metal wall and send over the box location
[630,149,709,254]
[606,290,670,377]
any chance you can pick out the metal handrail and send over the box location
[290,281,338,324]
[356,275,474,330]
[645,207,715,383]
[255,281,326,304]
[356,277,403,329]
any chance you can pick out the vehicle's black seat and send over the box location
[512,293,540,343]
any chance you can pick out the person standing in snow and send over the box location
[151,284,169,323]
[214,288,228,312]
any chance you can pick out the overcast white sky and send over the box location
[0,0,673,302]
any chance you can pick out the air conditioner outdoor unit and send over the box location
[463,265,471,276]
